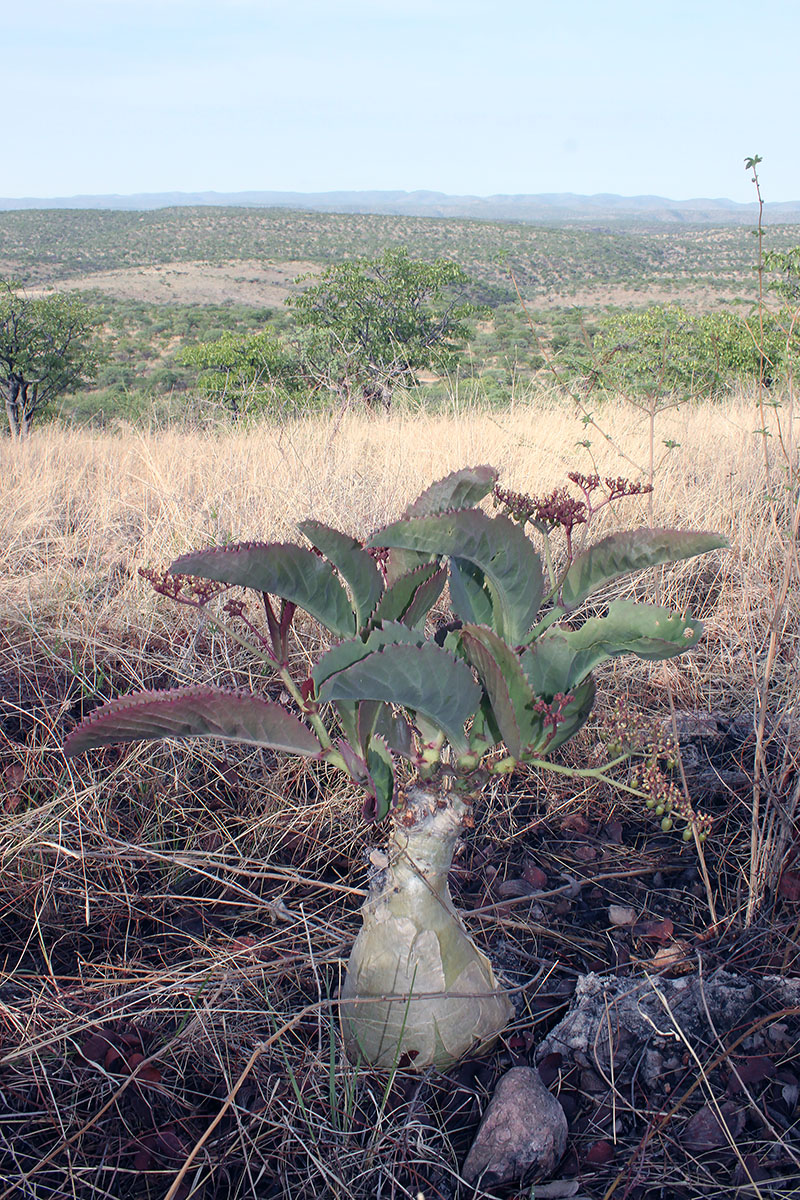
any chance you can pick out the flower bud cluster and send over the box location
[138,567,228,607]
[600,697,712,844]
[493,472,653,539]
[493,483,587,534]
[533,691,573,744]
[367,545,391,579]
[567,471,653,506]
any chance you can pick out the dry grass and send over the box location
[1,389,799,1199]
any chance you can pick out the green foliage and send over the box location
[764,246,800,305]
[179,328,303,416]
[5,206,794,302]
[559,527,728,610]
[171,541,357,638]
[0,280,99,436]
[288,247,480,405]
[589,306,722,397]
[565,302,800,399]
[65,466,725,824]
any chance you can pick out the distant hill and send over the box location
[2,188,800,224]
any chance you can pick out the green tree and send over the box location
[179,328,301,418]
[578,305,777,399]
[0,282,99,437]
[288,247,479,409]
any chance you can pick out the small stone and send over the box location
[682,1101,745,1152]
[462,1066,568,1185]
[608,904,637,926]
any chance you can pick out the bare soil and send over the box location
[30,258,319,306]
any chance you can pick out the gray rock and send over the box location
[462,1066,568,1186]
[535,969,758,1091]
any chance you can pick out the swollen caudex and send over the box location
[340,787,514,1069]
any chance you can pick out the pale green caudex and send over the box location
[64,466,726,1069]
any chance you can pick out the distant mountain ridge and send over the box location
[2,188,800,224]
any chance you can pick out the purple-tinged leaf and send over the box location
[370,562,445,626]
[555,599,704,684]
[459,625,536,760]
[520,634,575,698]
[374,707,415,760]
[169,542,356,637]
[365,734,394,822]
[385,547,432,586]
[395,565,447,628]
[403,465,498,517]
[356,699,382,755]
[312,622,423,690]
[63,686,321,758]
[449,556,493,627]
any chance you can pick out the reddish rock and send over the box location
[462,1066,568,1185]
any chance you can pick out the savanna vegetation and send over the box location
[2,200,798,431]
[1,176,800,1199]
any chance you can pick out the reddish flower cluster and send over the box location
[493,484,587,534]
[493,474,654,539]
[367,545,391,579]
[529,487,588,534]
[138,567,229,607]
[532,691,573,744]
[491,485,538,525]
[567,471,652,504]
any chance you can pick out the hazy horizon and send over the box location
[0,186,796,207]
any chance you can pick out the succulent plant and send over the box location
[64,466,726,1068]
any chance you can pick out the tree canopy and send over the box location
[179,328,301,417]
[0,282,98,437]
[288,247,478,408]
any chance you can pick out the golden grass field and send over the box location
[2,391,790,713]
[1,391,799,1199]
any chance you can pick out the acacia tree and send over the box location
[0,282,98,437]
[288,247,478,409]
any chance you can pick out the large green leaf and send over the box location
[170,542,356,638]
[383,462,498,583]
[556,600,704,684]
[468,697,503,753]
[560,528,728,610]
[373,707,415,760]
[459,625,538,760]
[370,562,445,627]
[63,686,322,757]
[385,547,432,586]
[357,699,383,754]
[519,633,576,698]
[298,520,383,629]
[449,557,494,627]
[312,622,424,690]
[403,465,498,517]
[367,510,543,644]
[397,565,447,628]
[316,642,481,754]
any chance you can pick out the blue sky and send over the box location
[8,0,800,201]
